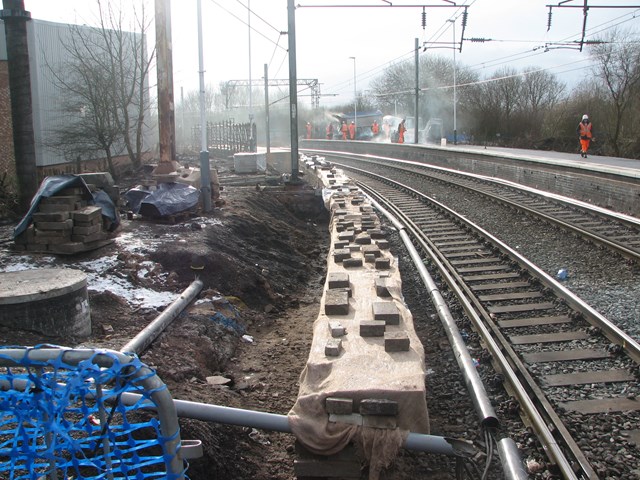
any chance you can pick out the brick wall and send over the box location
[0,61,17,190]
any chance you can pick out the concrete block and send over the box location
[34,219,74,231]
[325,338,342,357]
[369,228,386,239]
[343,258,363,268]
[376,239,390,250]
[338,231,355,242]
[71,206,102,223]
[375,278,391,297]
[385,331,411,352]
[373,302,400,325]
[361,245,381,258]
[364,253,376,264]
[325,289,349,315]
[72,223,102,236]
[360,321,385,337]
[333,248,351,263]
[347,244,361,252]
[325,397,353,415]
[328,272,349,289]
[39,196,81,207]
[360,398,399,416]
[375,257,391,270]
[333,240,349,250]
[32,211,70,223]
[329,321,346,337]
[354,233,372,245]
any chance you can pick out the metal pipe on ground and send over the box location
[120,279,204,356]
[119,392,470,456]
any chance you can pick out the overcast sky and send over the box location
[22,0,640,111]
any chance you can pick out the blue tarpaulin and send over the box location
[14,175,120,239]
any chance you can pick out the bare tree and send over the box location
[46,0,153,176]
[589,28,640,156]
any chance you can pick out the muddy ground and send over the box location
[0,157,528,479]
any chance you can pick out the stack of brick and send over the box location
[13,187,114,254]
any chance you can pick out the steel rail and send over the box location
[366,195,529,480]
[356,180,581,479]
[338,162,640,363]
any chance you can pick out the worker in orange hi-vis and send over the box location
[326,122,334,139]
[371,120,380,137]
[348,121,356,140]
[340,121,348,140]
[576,114,595,158]
[397,119,407,144]
[305,122,312,139]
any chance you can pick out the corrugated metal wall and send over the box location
[1,19,149,168]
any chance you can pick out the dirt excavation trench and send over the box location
[0,166,493,479]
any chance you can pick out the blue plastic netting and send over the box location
[0,345,188,479]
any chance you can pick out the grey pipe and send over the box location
[120,279,204,355]
[120,392,465,456]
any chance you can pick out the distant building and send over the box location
[0,18,151,180]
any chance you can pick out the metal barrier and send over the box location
[0,345,194,479]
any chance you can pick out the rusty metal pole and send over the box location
[154,0,178,175]
[286,0,300,182]
[1,0,38,214]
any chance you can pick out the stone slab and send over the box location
[325,397,353,415]
[359,321,385,337]
[328,272,350,289]
[325,338,342,357]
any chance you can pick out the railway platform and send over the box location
[300,140,640,216]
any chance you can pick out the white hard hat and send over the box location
[582,114,589,120]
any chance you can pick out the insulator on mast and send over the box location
[421,7,426,30]
[461,10,468,28]
[547,7,552,31]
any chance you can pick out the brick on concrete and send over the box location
[384,331,411,352]
[343,257,363,268]
[373,302,400,325]
[375,277,391,297]
[328,272,350,289]
[325,397,353,415]
[325,289,349,315]
[376,239,390,250]
[359,398,399,416]
[338,231,355,242]
[325,338,342,357]
[333,248,351,263]
[360,321,385,337]
[369,228,386,239]
[375,257,391,270]
[328,321,346,337]
[361,245,381,258]
[354,233,371,245]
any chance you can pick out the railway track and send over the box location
[308,151,640,263]
[332,163,640,479]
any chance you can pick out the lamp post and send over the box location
[448,18,457,145]
[349,56,356,138]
